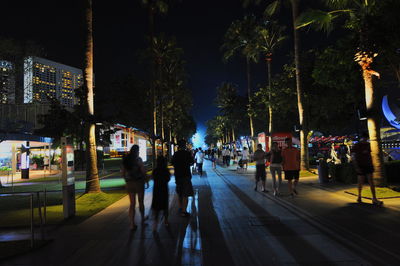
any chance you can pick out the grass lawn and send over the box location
[103,158,122,170]
[344,187,400,199]
[300,170,318,177]
[0,189,127,227]
[0,190,126,259]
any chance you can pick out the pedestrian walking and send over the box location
[151,156,171,232]
[282,138,300,197]
[122,145,148,230]
[171,139,195,217]
[226,148,232,167]
[241,147,249,170]
[268,142,283,196]
[253,144,267,192]
[210,149,217,169]
[230,148,235,163]
[43,156,50,173]
[222,147,228,166]
[351,132,383,205]
[195,147,205,176]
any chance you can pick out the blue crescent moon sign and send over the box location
[382,95,400,130]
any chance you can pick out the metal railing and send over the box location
[0,190,47,248]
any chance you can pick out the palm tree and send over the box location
[84,0,100,193]
[254,21,286,147]
[141,0,169,164]
[215,82,247,145]
[222,15,259,152]
[153,35,187,158]
[296,0,389,185]
[244,0,309,169]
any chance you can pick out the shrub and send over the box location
[385,160,400,183]
[329,163,358,184]
[31,155,44,168]
[329,160,400,185]
[0,166,12,172]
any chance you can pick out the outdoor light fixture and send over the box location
[294,125,302,132]
[357,109,367,121]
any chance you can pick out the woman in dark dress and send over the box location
[151,156,171,231]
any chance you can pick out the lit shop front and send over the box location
[0,133,53,176]
[257,132,298,151]
[103,124,151,162]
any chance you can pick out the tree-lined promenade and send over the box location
[206,0,400,186]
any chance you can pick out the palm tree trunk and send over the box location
[267,58,273,150]
[246,57,255,152]
[232,127,235,143]
[362,67,385,185]
[149,6,157,167]
[84,0,100,193]
[291,0,309,170]
[161,103,165,156]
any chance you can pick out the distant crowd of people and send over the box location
[121,133,382,231]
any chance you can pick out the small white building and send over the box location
[104,124,151,162]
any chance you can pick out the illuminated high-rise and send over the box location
[0,60,15,104]
[23,56,83,108]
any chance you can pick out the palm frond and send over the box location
[156,1,169,14]
[324,0,353,9]
[296,9,344,33]
[264,0,280,17]
[242,0,262,8]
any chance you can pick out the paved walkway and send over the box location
[3,161,400,265]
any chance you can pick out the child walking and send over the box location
[151,156,171,232]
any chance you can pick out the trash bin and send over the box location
[318,159,329,184]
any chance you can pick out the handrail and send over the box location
[0,191,46,248]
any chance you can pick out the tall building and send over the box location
[0,60,15,104]
[23,56,83,108]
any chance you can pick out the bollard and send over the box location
[37,192,44,240]
[30,193,34,248]
[44,188,47,224]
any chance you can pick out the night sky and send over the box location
[4,1,272,136]
[6,1,395,142]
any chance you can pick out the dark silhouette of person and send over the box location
[151,156,171,232]
[351,132,383,205]
[171,139,194,217]
[122,145,148,230]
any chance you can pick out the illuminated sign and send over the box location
[139,139,147,162]
[62,141,75,186]
[114,132,121,147]
[382,95,400,130]
[272,133,292,149]
[258,132,267,151]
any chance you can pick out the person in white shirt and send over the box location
[195,147,205,176]
[222,147,229,166]
[241,147,249,170]
[230,149,236,161]
[226,148,232,167]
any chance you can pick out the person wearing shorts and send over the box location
[268,142,283,196]
[253,144,267,192]
[351,132,383,205]
[241,147,249,170]
[282,138,300,197]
